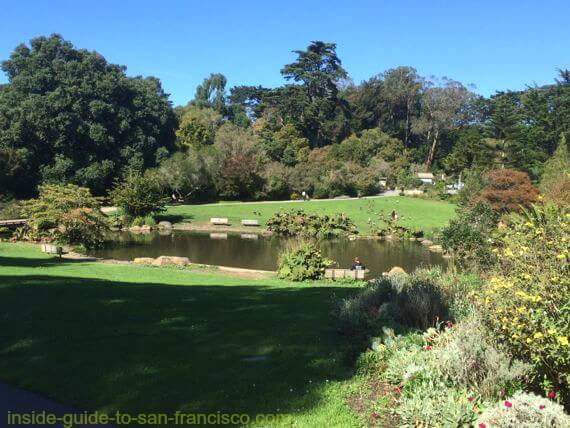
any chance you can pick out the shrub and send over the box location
[441,202,498,268]
[473,204,570,403]
[473,169,539,213]
[366,206,424,239]
[338,267,481,333]
[109,173,167,219]
[18,184,108,248]
[476,392,570,428]
[57,208,109,248]
[277,241,334,281]
[267,209,357,238]
[0,200,22,220]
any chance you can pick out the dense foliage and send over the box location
[277,241,334,281]
[19,184,108,248]
[266,209,357,238]
[474,169,539,212]
[0,35,176,196]
[109,173,167,220]
[473,204,570,403]
[2,36,568,203]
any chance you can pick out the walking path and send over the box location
[0,382,116,427]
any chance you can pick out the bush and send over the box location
[19,184,108,248]
[441,202,498,268]
[338,267,481,333]
[473,169,539,213]
[57,208,109,248]
[277,241,334,281]
[372,319,528,427]
[540,135,570,206]
[0,200,22,220]
[267,209,357,238]
[109,173,167,219]
[473,204,570,403]
[476,392,570,428]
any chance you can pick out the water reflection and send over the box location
[90,231,447,278]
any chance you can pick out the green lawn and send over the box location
[0,243,364,426]
[164,196,456,234]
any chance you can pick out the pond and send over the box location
[89,230,448,278]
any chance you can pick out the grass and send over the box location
[0,243,364,426]
[163,196,456,235]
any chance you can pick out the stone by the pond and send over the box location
[158,221,173,229]
[429,245,443,253]
[387,266,407,276]
[152,256,190,266]
[421,239,434,246]
[133,257,155,265]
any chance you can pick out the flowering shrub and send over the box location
[267,209,357,238]
[57,208,109,249]
[277,241,334,281]
[476,392,570,428]
[473,204,570,403]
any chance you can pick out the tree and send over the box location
[193,73,227,114]
[0,34,176,196]
[175,106,222,148]
[212,123,266,199]
[264,123,310,166]
[474,169,539,212]
[157,149,215,202]
[412,78,475,167]
[109,173,167,219]
[281,41,347,100]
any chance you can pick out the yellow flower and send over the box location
[526,338,532,343]
[558,336,569,347]
[534,332,543,339]
[548,328,556,335]
[512,334,519,339]
[524,222,533,227]
[557,254,566,260]
[504,248,514,257]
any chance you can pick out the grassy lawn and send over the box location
[163,196,456,235]
[0,243,364,426]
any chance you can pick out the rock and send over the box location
[428,245,443,253]
[421,239,434,246]
[158,221,173,229]
[152,256,190,266]
[133,257,155,265]
[387,266,407,276]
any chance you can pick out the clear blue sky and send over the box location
[1,0,568,106]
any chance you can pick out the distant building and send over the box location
[416,172,435,185]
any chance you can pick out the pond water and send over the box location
[89,231,447,278]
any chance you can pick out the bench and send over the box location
[210,217,229,225]
[41,244,63,257]
[324,269,369,280]
[241,219,259,226]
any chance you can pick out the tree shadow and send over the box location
[155,214,188,223]
[0,273,358,420]
[0,255,85,268]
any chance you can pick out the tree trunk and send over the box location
[426,129,439,167]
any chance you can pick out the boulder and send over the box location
[387,266,407,276]
[133,257,154,265]
[152,256,190,266]
[158,221,173,229]
[421,239,434,246]
[428,245,443,253]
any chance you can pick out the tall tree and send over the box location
[193,73,227,114]
[0,34,176,196]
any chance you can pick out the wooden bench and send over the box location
[41,244,63,257]
[241,219,259,226]
[210,217,229,225]
[324,268,369,280]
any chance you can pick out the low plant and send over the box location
[476,392,570,428]
[277,240,334,281]
[366,204,424,239]
[267,209,357,238]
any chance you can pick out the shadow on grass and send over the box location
[0,255,85,268]
[155,214,189,223]
[0,273,358,419]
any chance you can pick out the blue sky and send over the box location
[1,0,568,106]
